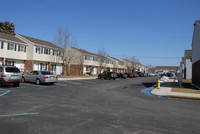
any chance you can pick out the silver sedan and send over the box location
[22,70,58,85]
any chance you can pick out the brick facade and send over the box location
[48,62,51,72]
[68,64,83,75]
[2,58,4,66]
[24,60,34,71]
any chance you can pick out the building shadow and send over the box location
[142,82,156,87]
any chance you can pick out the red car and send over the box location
[127,73,134,78]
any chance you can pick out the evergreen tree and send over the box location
[0,21,15,35]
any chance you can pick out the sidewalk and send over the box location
[151,79,200,100]
[58,76,97,81]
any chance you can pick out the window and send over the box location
[5,67,20,73]
[59,51,63,57]
[44,48,50,55]
[0,67,3,72]
[18,45,26,52]
[7,43,16,51]
[41,71,53,75]
[32,71,39,75]
[5,60,15,66]
[0,41,3,49]
[53,50,58,56]
[35,47,41,54]
[40,63,47,71]
[93,57,99,61]
[85,55,92,60]
[51,64,56,71]
[86,66,90,71]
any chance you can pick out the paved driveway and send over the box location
[0,77,200,134]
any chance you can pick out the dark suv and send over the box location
[0,66,22,87]
[98,71,117,80]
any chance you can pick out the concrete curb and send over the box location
[170,92,200,100]
[58,77,97,81]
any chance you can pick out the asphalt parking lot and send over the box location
[0,77,200,134]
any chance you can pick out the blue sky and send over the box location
[1,0,200,66]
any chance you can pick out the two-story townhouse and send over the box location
[107,57,125,73]
[15,34,63,75]
[65,47,115,75]
[191,20,200,87]
[183,50,192,79]
[119,59,132,73]
[0,32,28,72]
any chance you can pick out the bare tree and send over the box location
[146,64,155,73]
[77,54,84,75]
[53,26,76,76]
[98,48,107,73]
[129,56,140,72]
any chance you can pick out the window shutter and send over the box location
[18,45,20,51]
[14,44,17,51]
[7,43,10,50]
[1,42,3,49]
[24,46,26,52]
[53,50,54,55]
[35,47,37,53]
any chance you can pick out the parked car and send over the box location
[22,70,58,85]
[132,72,139,77]
[127,73,134,78]
[98,71,117,80]
[144,73,149,77]
[0,66,22,87]
[135,72,144,77]
[117,73,127,79]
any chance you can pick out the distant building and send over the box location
[183,50,192,79]
[155,66,180,74]
[192,20,200,87]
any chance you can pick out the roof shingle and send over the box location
[20,34,61,49]
[0,32,26,44]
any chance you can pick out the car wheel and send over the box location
[113,78,116,80]
[36,79,41,85]
[14,83,20,87]
[22,77,25,83]
[49,83,54,85]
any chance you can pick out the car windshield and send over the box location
[5,67,20,73]
[40,71,53,75]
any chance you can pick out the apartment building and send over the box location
[0,32,28,71]
[65,47,115,75]
[107,57,125,73]
[0,32,63,75]
[192,20,200,87]
[183,50,192,79]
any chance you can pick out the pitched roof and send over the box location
[19,34,61,49]
[72,47,100,57]
[0,32,26,44]
[185,50,192,56]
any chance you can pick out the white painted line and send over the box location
[83,81,96,84]
[65,81,82,85]
[0,112,39,117]
[21,83,47,88]
[56,83,68,87]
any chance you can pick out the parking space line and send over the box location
[0,112,39,117]
[0,88,11,97]
[64,81,82,85]
[21,83,47,88]
[82,81,97,84]
[56,83,68,87]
